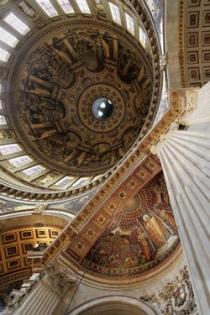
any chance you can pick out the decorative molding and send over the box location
[141,266,198,315]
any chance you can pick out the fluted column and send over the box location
[9,261,76,315]
[152,82,210,315]
[14,281,59,315]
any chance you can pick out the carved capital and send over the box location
[184,88,198,112]
[140,266,197,314]
[33,203,48,214]
[44,261,76,294]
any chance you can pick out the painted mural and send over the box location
[82,173,180,278]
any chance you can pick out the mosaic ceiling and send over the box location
[82,172,180,280]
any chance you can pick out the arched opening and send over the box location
[69,296,158,315]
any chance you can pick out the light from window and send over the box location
[109,2,121,24]
[9,155,33,167]
[0,144,22,155]
[76,0,91,14]
[4,13,30,35]
[0,115,7,125]
[72,177,92,187]
[22,164,46,176]
[57,0,74,13]
[18,1,36,17]
[54,176,75,187]
[125,13,134,35]
[139,26,147,48]
[0,27,19,48]
[35,0,59,17]
[0,47,10,62]
[0,100,2,110]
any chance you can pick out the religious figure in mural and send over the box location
[142,214,168,248]
[129,228,152,261]
[160,209,177,232]
[31,44,74,89]
[117,46,139,83]
[27,96,65,124]
[137,230,152,261]
[73,33,104,72]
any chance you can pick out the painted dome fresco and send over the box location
[0,0,162,196]
[10,21,153,175]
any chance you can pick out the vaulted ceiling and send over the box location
[1,0,207,306]
[0,0,162,197]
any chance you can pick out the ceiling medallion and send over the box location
[8,20,155,176]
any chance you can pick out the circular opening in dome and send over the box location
[92,97,113,120]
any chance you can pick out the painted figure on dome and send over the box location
[143,214,168,248]
[137,230,152,261]
[160,209,177,232]
[28,96,65,124]
[129,228,153,261]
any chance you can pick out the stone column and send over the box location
[151,82,210,315]
[14,281,59,315]
[5,262,76,315]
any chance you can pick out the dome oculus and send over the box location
[92,98,113,120]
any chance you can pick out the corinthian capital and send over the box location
[43,260,77,294]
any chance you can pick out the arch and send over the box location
[0,210,71,226]
[0,209,74,223]
[69,296,158,315]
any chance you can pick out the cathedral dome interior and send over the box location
[0,0,162,195]
[0,0,209,314]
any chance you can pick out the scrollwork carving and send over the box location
[141,266,198,315]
